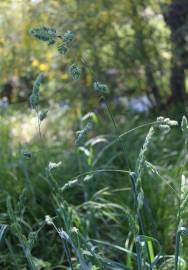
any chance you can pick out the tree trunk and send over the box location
[171,63,186,100]
[164,0,188,102]
[130,0,162,109]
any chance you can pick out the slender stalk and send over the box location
[35,106,42,141]
[70,168,130,180]
[175,231,180,270]
[64,241,74,270]
[35,106,48,166]
[102,96,131,170]
[23,248,36,270]
[135,241,142,270]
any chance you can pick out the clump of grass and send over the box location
[1,24,188,270]
[6,194,38,270]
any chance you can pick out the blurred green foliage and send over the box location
[0,0,175,107]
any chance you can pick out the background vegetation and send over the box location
[1,0,188,269]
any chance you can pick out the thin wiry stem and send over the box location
[119,122,157,139]
[175,231,181,270]
[35,106,42,141]
[102,96,131,170]
[60,168,130,192]
[71,168,130,179]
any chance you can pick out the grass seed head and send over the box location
[29,26,57,44]
[30,73,44,109]
[39,110,48,122]
[69,64,81,80]
[23,151,32,158]
[93,81,109,94]
[181,115,188,135]
[58,44,68,54]
[75,122,92,145]
[158,124,171,133]
[63,30,74,46]
[45,215,53,225]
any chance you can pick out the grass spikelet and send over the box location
[69,64,81,80]
[63,30,74,46]
[181,115,188,135]
[75,122,92,145]
[156,116,178,129]
[158,124,171,133]
[0,225,7,244]
[39,109,48,122]
[30,73,44,109]
[32,73,44,96]
[45,215,53,225]
[57,31,74,55]
[136,126,155,179]
[58,44,68,55]
[137,188,144,211]
[48,161,62,171]
[60,178,78,192]
[29,94,39,110]
[93,81,109,94]
[29,26,57,45]
[180,174,188,212]
[124,207,139,235]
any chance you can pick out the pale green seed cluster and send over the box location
[29,26,57,45]
[48,161,62,171]
[39,109,48,122]
[45,215,53,225]
[23,151,32,158]
[181,115,188,135]
[58,30,74,55]
[29,26,74,55]
[69,64,81,80]
[180,174,188,216]
[57,44,69,55]
[133,126,155,212]
[134,117,178,211]
[136,126,155,179]
[156,116,178,133]
[30,73,44,109]
[75,122,92,145]
[93,81,109,94]
[63,30,74,46]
